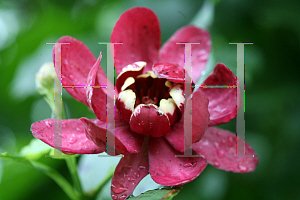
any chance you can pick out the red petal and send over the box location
[149,137,207,186]
[164,91,209,152]
[116,90,136,123]
[111,138,149,200]
[53,36,107,106]
[86,55,120,122]
[199,63,241,126]
[159,26,211,83]
[152,63,185,83]
[111,7,161,74]
[130,104,171,137]
[80,118,144,155]
[116,62,146,93]
[193,127,259,173]
[30,119,103,154]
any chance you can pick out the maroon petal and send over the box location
[193,127,259,173]
[130,104,171,137]
[199,63,241,126]
[116,90,136,123]
[53,36,107,106]
[152,63,185,83]
[86,55,119,122]
[149,137,207,186]
[164,90,209,152]
[111,7,161,74]
[116,62,146,93]
[111,138,149,200]
[30,119,103,154]
[80,118,144,155]
[159,26,211,83]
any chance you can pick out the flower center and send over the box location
[115,62,185,137]
[132,71,170,107]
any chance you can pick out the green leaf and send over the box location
[20,138,52,160]
[190,0,215,29]
[48,148,78,159]
[0,152,79,200]
[127,186,182,200]
[0,159,2,184]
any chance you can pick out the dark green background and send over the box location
[0,0,299,199]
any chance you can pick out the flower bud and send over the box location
[35,62,57,97]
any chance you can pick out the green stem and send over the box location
[86,167,116,199]
[65,156,84,198]
[32,161,80,200]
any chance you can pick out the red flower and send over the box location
[31,7,258,200]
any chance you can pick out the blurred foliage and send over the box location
[0,0,299,199]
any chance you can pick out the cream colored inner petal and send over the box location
[146,71,158,79]
[169,85,185,110]
[121,77,135,91]
[159,98,176,115]
[117,89,136,111]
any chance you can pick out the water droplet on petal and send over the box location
[67,134,77,144]
[111,194,118,200]
[212,159,220,167]
[128,177,136,182]
[221,139,226,144]
[45,121,51,128]
[183,160,197,168]
[62,121,67,125]
[68,74,74,80]
[120,194,128,200]
[228,136,234,147]
[238,163,248,172]
[76,127,83,132]
[111,182,128,194]
[62,78,67,85]
[217,148,225,158]
[138,166,146,170]
[214,142,219,148]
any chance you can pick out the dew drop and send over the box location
[238,163,248,172]
[217,148,225,158]
[111,194,118,200]
[120,194,128,200]
[68,74,74,80]
[67,134,77,144]
[214,142,219,148]
[212,159,220,167]
[62,121,67,125]
[138,166,146,170]
[128,177,136,182]
[216,131,221,136]
[111,182,128,194]
[135,172,140,178]
[221,138,226,144]
[228,136,234,147]
[76,127,83,132]
[62,78,67,85]
[183,160,197,168]
[45,121,51,128]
